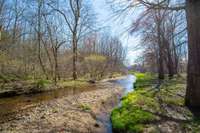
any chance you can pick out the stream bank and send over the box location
[111,73,200,133]
[0,81,124,133]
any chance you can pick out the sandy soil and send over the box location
[0,81,123,133]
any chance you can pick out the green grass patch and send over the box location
[111,87,160,133]
[132,72,157,88]
[158,78,186,106]
[58,80,90,88]
[122,89,160,112]
[0,74,19,83]
[35,79,52,89]
[79,104,91,111]
[112,105,156,133]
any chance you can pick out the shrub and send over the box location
[36,79,51,89]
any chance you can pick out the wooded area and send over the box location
[110,0,200,108]
[0,0,127,85]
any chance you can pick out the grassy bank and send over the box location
[0,71,124,91]
[0,77,91,98]
[0,71,125,98]
[111,72,200,133]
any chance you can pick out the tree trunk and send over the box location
[185,0,200,107]
[157,22,165,80]
[72,33,77,80]
[172,35,179,75]
[53,48,58,85]
[158,46,165,80]
[167,51,174,79]
[37,0,48,79]
[165,39,174,79]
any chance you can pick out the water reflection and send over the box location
[113,75,136,95]
[0,84,96,118]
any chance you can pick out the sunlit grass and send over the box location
[58,80,90,88]
[130,71,157,88]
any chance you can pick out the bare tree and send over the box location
[43,13,66,84]
[0,0,127,87]
[48,0,94,80]
[111,0,200,107]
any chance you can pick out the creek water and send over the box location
[113,75,136,95]
[102,74,136,133]
[0,75,136,133]
[0,84,97,121]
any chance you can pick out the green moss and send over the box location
[133,72,156,88]
[128,124,144,133]
[112,106,156,133]
[111,85,159,132]
[122,90,160,112]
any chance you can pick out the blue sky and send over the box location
[92,0,142,65]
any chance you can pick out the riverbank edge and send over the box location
[0,79,93,98]
[0,81,124,133]
[0,74,127,98]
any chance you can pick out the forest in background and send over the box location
[109,0,200,108]
[0,0,127,86]
[119,0,188,79]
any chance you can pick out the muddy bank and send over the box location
[0,81,123,133]
[0,81,57,98]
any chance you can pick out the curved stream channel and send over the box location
[104,74,136,133]
[0,75,136,132]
